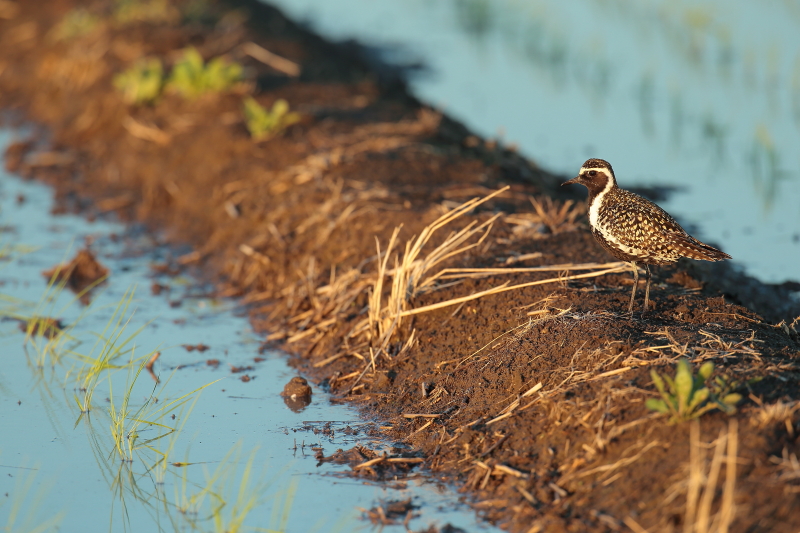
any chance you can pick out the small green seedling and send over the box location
[646,359,742,423]
[113,57,164,105]
[242,97,301,141]
[166,47,243,99]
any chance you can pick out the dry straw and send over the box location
[360,187,627,356]
[271,187,631,383]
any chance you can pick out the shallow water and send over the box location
[0,129,498,532]
[267,0,800,284]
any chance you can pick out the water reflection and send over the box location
[443,0,798,171]
[748,125,789,212]
[454,0,492,40]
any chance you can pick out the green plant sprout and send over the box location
[107,353,219,462]
[48,8,102,41]
[113,58,164,105]
[71,286,151,413]
[242,97,301,141]
[166,47,243,99]
[78,364,218,531]
[646,359,742,423]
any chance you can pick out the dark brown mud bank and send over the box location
[2,1,800,531]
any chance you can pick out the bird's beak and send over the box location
[562,176,582,186]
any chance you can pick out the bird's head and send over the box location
[563,158,617,195]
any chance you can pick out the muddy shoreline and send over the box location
[2,1,800,531]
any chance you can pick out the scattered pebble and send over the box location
[281,376,312,411]
[182,344,209,352]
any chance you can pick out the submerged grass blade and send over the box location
[106,349,222,461]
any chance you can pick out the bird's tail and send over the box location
[674,235,731,262]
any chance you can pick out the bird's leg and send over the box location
[643,264,652,313]
[628,261,638,315]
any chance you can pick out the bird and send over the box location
[563,158,731,314]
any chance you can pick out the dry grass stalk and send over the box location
[270,266,372,351]
[623,516,650,533]
[473,461,529,480]
[502,252,544,265]
[623,328,763,368]
[145,351,160,383]
[398,265,627,319]
[429,261,626,282]
[240,41,300,77]
[770,447,800,491]
[367,226,401,350]
[487,382,543,426]
[406,419,434,438]
[684,419,738,533]
[752,399,799,433]
[529,196,583,233]
[122,116,171,145]
[504,196,584,238]
[568,440,662,482]
[361,187,509,352]
[697,329,762,361]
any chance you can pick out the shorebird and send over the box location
[563,158,731,314]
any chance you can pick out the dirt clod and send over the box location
[281,376,312,399]
[281,376,312,411]
[42,248,108,298]
[182,344,209,352]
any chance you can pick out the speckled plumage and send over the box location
[563,158,731,314]
[591,187,729,265]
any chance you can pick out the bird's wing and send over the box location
[599,190,729,261]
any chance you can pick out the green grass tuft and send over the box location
[243,97,301,141]
[166,47,243,99]
[113,58,165,105]
[646,358,742,423]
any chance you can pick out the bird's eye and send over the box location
[588,170,597,177]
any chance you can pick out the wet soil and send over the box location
[2,0,800,531]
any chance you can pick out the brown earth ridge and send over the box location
[2,0,800,531]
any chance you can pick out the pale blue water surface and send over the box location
[266,0,800,283]
[0,129,497,532]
